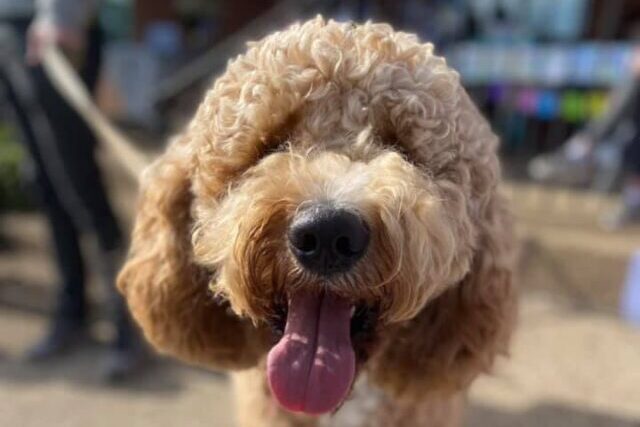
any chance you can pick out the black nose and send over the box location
[288,205,370,275]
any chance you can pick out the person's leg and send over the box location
[27,29,143,379]
[0,36,88,359]
[28,59,123,249]
[32,163,87,323]
[2,23,140,372]
[23,161,91,359]
[74,29,142,362]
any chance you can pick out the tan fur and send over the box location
[118,17,516,426]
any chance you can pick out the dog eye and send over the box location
[372,128,411,158]
[263,141,289,156]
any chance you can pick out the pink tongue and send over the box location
[267,291,355,415]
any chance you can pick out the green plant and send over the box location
[0,123,32,211]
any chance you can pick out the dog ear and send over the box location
[117,135,268,370]
[369,192,516,398]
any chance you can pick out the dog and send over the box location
[117,17,516,427]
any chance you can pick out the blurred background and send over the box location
[0,0,639,426]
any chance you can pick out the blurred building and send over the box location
[95,0,640,168]
[441,0,639,173]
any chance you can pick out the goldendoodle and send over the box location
[118,17,516,427]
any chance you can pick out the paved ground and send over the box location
[1,181,639,426]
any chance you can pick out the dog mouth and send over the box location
[266,290,379,416]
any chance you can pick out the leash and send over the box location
[41,45,151,181]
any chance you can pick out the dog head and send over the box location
[118,18,515,416]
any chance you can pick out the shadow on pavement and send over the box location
[0,277,53,315]
[0,336,228,396]
[468,402,640,427]
[0,278,228,397]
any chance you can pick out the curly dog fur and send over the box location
[118,17,516,427]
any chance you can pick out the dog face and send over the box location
[118,18,515,417]
[193,141,474,321]
[192,134,476,414]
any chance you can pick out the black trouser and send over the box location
[625,138,640,176]
[0,20,132,348]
